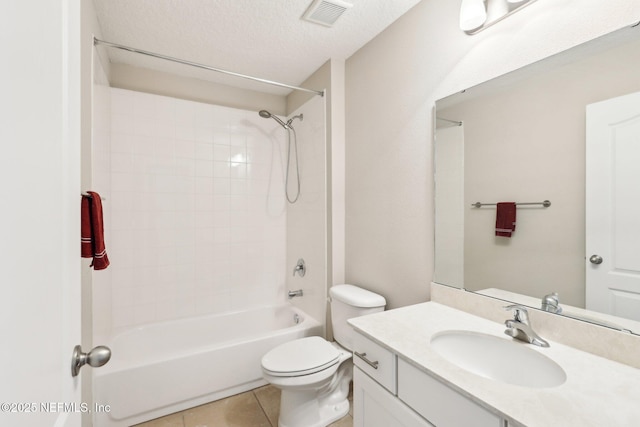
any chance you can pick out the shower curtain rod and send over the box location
[94,38,325,97]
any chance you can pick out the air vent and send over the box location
[302,0,353,27]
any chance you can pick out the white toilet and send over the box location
[261,284,386,427]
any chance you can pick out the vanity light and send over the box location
[461,0,538,35]
[459,0,487,32]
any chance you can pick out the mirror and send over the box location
[434,24,640,334]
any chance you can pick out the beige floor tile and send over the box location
[329,414,353,427]
[183,391,271,427]
[132,412,184,427]
[253,385,281,426]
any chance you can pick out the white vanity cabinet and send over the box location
[353,366,434,427]
[353,331,432,426]
[397,359,503,427]
[353,332,505,427]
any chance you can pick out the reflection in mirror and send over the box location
[434,24,640,335]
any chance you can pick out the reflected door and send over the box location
[586,91,640,321]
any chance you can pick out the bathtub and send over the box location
[93,304,322,427]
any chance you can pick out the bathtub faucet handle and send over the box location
[293,258,306,277]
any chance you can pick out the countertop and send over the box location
[348,302,640,427]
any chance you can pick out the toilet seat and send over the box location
[261,336,340,377]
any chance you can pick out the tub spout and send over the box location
[288,289,303,299]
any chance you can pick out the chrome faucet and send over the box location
[293,258,306,277]
[504,304,549,347]
[541,292,562,314]
[288,289,303,299]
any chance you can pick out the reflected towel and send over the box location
[81,191,110,270]
[495,202,516,238]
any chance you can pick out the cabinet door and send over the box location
[397,359,503,427]
[353,332,397,393]
[354,367,434,427]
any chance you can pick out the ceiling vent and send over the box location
[302,0,353,27]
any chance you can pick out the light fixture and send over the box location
[459,0,487,33]
[460,0,538,35]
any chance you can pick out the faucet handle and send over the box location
[293,258,306,277]
[503,304,530,322]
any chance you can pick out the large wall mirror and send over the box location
[434,24,640,335]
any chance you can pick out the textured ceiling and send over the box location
[93,0,422,95]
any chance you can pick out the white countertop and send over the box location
[348,302,640,427]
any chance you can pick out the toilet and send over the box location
[261,284,386,427]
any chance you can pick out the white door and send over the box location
[0,1,82,427]
[586,91,640,321]
[353,368,433,427]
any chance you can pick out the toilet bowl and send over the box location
[261,284,386,427]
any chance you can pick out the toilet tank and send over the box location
[330,284,386,351]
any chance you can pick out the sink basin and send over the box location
[430,330,566,388]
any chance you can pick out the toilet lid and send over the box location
[262,336,340,377]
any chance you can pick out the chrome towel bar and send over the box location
[472,200,551,208]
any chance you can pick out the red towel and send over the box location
[81,191,110,270]
[495,202,516,238]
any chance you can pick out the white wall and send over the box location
[95,89,288,337]
[110,63,287,116]
[287,59,347,292]
[285,95,327,328]
[345,0,640,309]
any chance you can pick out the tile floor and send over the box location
[133,385,353,427]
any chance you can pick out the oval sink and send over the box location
[430,330,566,388]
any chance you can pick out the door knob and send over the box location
[71,345,111,377]
[589,254,603,265]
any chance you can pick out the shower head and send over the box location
[286,114,303,128]
[259,110,289,129]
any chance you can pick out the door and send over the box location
[0,1,82,426]
[353,367,434,427]
[586,91,640,321]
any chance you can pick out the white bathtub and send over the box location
[94,304,322,427]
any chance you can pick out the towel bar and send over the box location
[82,192,106,201]
[472,200,550,208]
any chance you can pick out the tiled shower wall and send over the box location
[97,88,288,336]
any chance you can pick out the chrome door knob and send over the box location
[71,345,111,377]
[589,254,603,265]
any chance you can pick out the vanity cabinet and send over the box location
[353,366,434,427]
[397,359,503,427]
[353,332,505,427]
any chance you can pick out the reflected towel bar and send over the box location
[82,192,106,201]
[472,200,551,208]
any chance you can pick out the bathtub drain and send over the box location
[293,313,300,324]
